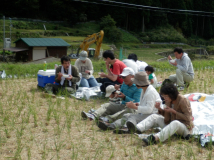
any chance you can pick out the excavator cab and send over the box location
[88,48,95,58]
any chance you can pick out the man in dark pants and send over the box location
[54,55,80,94]
[97,50,127,92]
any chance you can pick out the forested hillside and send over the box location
[1,0,214,40]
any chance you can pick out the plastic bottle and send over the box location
[44,61,47,71]
[54,64,58,69]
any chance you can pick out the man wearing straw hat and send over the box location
[97,72,161,132]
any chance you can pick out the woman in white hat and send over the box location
[75,51,98,87]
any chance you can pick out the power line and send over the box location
[72,0,214,17]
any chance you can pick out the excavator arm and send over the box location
[76,30,104,58]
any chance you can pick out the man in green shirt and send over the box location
[54,56,80,94]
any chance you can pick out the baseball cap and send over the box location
[120,67,135,77]
[131,72,150,86]
[105,85,116,97]
[79,51,87,60]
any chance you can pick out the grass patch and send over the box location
[0,65,214,159]
[118,29,140,43]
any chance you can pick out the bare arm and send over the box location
[150,79,154,84]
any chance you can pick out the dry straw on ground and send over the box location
[0,69,214,160]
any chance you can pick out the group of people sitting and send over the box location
[53,47,194,145]
[53,49,158,94]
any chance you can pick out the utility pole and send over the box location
[3,16,5,48]
[3,16,5,62]
[9,17,12,46]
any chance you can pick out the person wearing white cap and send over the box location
[75,51,98,88]
[97,71,161,132]
[105,85,120,103]
[81,67,142,122]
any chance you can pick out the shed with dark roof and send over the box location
[13,38,70,61]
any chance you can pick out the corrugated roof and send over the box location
[14,38,70,47]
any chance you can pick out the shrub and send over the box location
[103,26,122,43]
[100,15,122,43]
[138,25,187,43]
[0,50,13,55]
[206,46,214,55]
[100,15,116,29]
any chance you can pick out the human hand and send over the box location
[168,55,172,60]
[85,70,90,74]
[115,92,125,99]
[66,75,73,81]
[155,102,161,110]
[164,106,176,114]
[135,103,139,106]
[57,72,63,78]
[126,101,138,109]
[105,61,110,66]
[114,84,120,90]
[170,61,177,66]
[99,72,106,77]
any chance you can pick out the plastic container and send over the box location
[169,59,176,63]
[44,61,47,71]
[62,74,69,78]
[37,69,56,87]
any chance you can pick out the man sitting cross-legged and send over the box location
[97,72,161,132]
[81,67,142,122]
[80,85,121,120]
[136,84,194,146]
[53,55,80,94]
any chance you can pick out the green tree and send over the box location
[100,15,116,29]
[100,15,122,43]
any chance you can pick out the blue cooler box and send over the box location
[37,69,56,87]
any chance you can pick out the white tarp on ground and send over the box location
[71,83,103,101]
[185,93,214,134]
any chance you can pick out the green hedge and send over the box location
[137,25,187,43]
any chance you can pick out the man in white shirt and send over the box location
[97,72,161,133]
[127,53,148,72]
[122,59,138,74]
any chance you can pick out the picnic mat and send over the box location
[185,93,214,134]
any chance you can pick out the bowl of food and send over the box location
[63,74,69,78]
[162,104,167,109]
[115,91,121,94]
[169,59,176,63]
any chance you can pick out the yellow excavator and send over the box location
[69,30,104,59]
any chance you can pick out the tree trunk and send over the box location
[195,16,198,36]
[202,17,205,36]
[142,16,145,32]
[126,13,128,30]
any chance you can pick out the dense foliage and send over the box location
[1,0,214,40]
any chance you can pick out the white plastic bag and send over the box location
[0,70,6,79]
[76,73,82,86]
